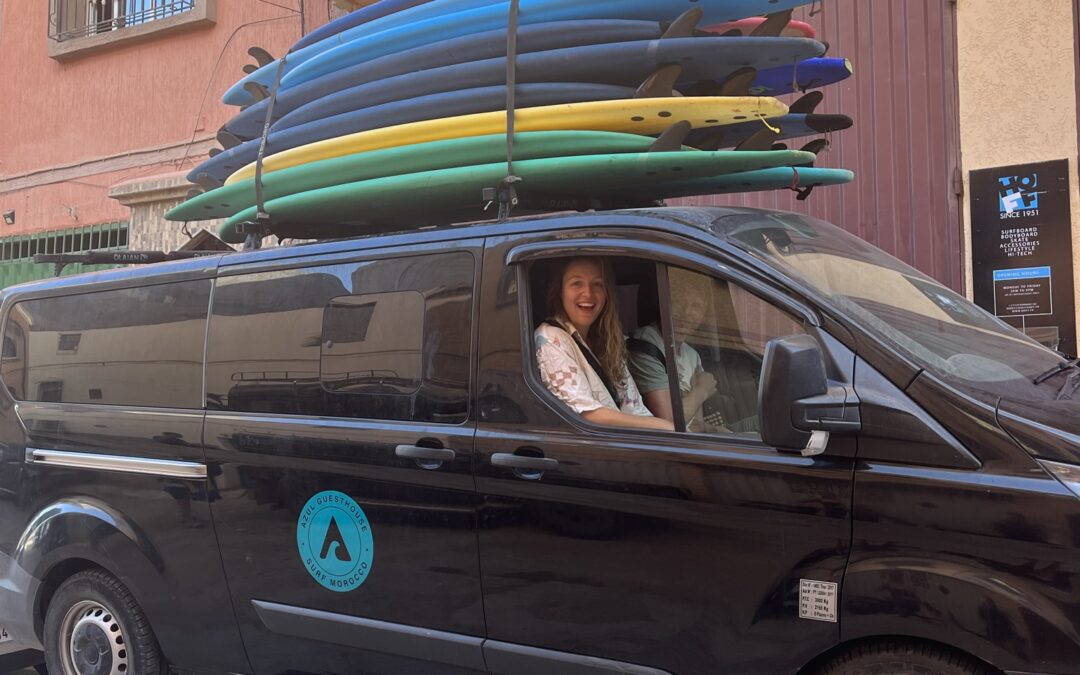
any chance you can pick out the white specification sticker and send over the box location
[799,579,838,623]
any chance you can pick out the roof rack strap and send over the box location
[494,0,522,220]
[248,54,289,250]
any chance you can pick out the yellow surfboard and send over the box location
[225,96,788,185]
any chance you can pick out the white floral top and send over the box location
[534,320,652,417]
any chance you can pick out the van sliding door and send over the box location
[202,245,483,674]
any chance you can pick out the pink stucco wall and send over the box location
[0,0,336,235]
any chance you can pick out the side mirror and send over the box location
[759,334,860,455]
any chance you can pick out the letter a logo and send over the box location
[297,491,373,592]
[319,516,353,562]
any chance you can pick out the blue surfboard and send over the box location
[224,0,816,105]
[748,58,853,97]
[291,0,434,52]
[226,19,668,139]
[192,83,638,184]
[274,37,825,133]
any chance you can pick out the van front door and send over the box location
[203,246,484,674]
[474,235,854,675]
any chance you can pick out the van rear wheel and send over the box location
[815,640,996,675]
[43,569,167,675]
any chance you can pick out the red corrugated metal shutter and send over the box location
[679,0,963,292]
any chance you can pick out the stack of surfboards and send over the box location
[167,0,856,243]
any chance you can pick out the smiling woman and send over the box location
[534,257,672,431]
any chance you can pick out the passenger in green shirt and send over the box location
[628,275,723,433]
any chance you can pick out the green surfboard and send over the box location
[169,131,666,222]
[219,149,816,243]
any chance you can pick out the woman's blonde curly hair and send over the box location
[545,257,629,389]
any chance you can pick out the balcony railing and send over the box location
[49,0,196,42]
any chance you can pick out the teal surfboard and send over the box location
[217,149,816,242]
[169,131,665,221]
[642,166,855,198]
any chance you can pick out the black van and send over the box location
[0,206,1076,675]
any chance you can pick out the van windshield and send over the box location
[711,211,1075,401]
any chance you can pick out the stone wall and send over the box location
[109,171,225,252]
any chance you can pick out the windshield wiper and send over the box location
[1034,358,1080,385]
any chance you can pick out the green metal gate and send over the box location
[0,222,128,289]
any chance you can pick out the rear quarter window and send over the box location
[1,280,211,408]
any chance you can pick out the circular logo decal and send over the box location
[296,491,374,592]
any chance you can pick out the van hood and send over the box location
[996,398,1080,465]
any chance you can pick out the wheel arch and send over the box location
[796,636,1004,675]
[18,498,167,644]
[839,556,1080,673]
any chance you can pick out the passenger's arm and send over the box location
[682,369,717,421]
[582,406,674,431]
[643,370,716,430]
[643,388,675,422]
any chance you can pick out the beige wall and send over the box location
[957,0,1080,341]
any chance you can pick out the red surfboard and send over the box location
[705,17,816,39]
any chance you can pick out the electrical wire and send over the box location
[176,13,299,171]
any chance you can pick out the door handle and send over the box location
[395,445,456,470]
[490,453,559,473]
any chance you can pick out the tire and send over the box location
[43,569,167,675]
[815,640,997,675]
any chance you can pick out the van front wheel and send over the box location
[43,569,167,675]
[815,640,996,675]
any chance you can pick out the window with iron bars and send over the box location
[49,0,196,42]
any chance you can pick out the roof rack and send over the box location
[33,250,232,277]
[32,229,237,276]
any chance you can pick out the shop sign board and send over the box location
[971,160,1076,355]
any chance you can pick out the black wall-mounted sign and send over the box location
[971,159,1076,356]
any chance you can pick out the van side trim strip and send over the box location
[28,449,207,479]
[251,600,487,671]
[483,640,673,675]
[251,600,671,674]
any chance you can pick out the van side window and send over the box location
[1,280,211,408]
[205,252,473,424]
[630,267,805,438]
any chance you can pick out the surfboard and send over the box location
[641,166,855,198]
[221,96,790,186]
[224,0,817,106]
[227,19,668,139]
[746,58,853,97]
[291,0,434,52]
[274,37,826,133]
[194,83,640,184]
[705,17,816,38]
[217,148,817,243]
[687,113,854,150]
[168,131,665,221]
